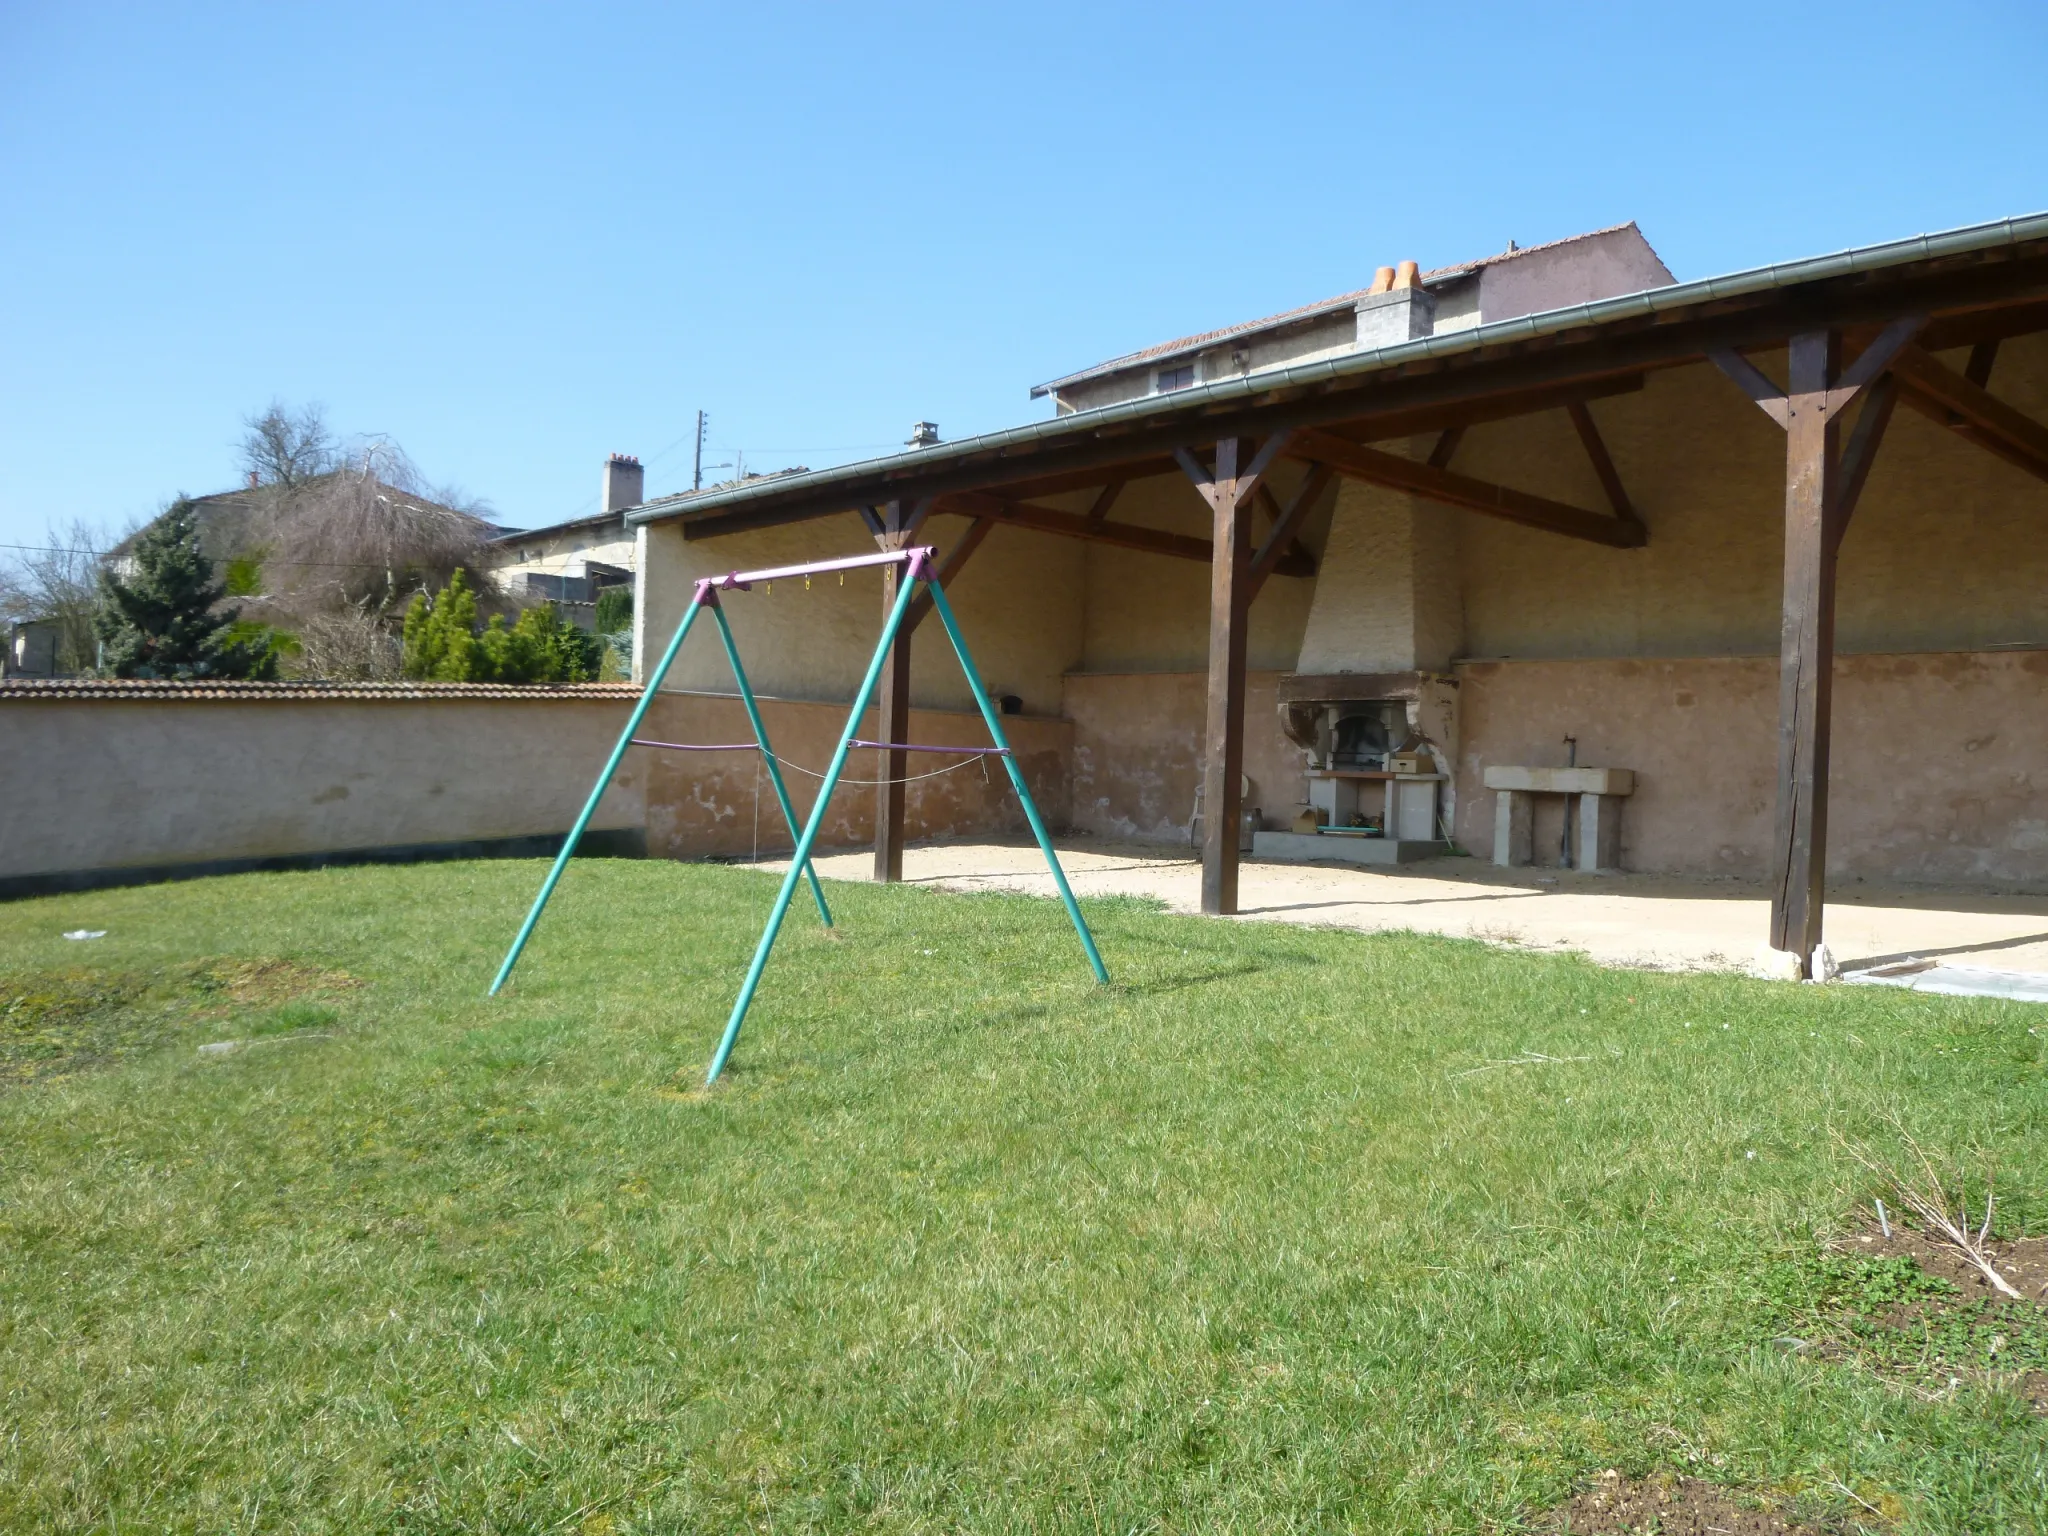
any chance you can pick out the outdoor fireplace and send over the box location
[1255,671,1460,865]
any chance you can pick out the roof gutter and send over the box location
[630,210,2048,530]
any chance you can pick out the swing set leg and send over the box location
[490,578,833,997]
[708,598,832,927]
[923,577,1109,984]
[704,556,1111,1084]
[705,553,928,1083]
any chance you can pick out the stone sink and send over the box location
[1482,765,1636,796]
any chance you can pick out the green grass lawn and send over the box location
[1,856,2044,1533]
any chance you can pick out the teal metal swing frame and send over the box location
[490,544,1108,1083]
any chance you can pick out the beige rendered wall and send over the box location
[636,691,1071,859]
[1454,651,2048,885]
[0,697,648,882]
[1455,338,2048,661]
[1065,671,1304,842]
[1,691,1075,886]
[636,511,1085,717]
[1075,463,1331,673]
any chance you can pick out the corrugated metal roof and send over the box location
[628,209,2048,532]
[0,679,644,703]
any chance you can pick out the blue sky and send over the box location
[2,0,2044,548]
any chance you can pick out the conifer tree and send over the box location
[400,567,480,680]
[400,573,600,682]
[95,500,279,679]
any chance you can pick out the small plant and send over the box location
[1838,1120,2024,1300]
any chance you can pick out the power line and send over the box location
[0,542,475,572]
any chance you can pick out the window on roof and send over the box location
[1155,363,1195,393]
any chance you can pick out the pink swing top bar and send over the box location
[697,544,937,593]
[850,739,1011,756]
[630,738,761,753]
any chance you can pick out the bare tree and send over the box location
[240,402,334,490]
[0,518,118,674]
[291,596,404,681]
[253,435,500,634]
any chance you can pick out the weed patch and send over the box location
[0,958,356,1085]
[1758,1230,2048,1411]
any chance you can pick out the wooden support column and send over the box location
[1176,434,1289,915]
[1711,322,1918,976]
[866,497,931,883]
[1771,332,1841,970]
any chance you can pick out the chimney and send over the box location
[602,453,644,514]
[1355,258,1435,351]
[907,421,940,448]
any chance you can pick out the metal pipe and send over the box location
[630,739,762,752]
[490,581,711,995]
[707,598,833,928]
[705,551,931,1083]
[848,739,1012,756]
[923,576,1109,985]
[710,545,936,590]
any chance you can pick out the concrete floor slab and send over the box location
[767,839,2048,977]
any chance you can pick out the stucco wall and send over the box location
[1454,650,2048,885]
[0,688,1074,889]
[1065,671,1304,842]
[636,691,1071,859]
[0,696,648,884]
[636,512,1085,717]
[1075,465,1331,674]
[1456,339,2048,661]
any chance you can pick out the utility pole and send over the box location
[692,409,707,492]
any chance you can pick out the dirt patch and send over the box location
[1750,1225,2048,1412]
[1535,1470,1830,1534]
[1834,1225,2048,1307]
[0,959,359,1086]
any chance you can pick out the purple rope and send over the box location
[849,739,1012,756]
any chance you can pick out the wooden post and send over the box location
[1712,321,1916,977]
[1203,440,1249,914]
[1176,435,1288,916]
[1770,332,1842,971]
[864,497,932,884]
[873,556,911,882]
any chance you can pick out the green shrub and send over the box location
[401,571,601,682]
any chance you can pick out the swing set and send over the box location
[489,544,1109,1083]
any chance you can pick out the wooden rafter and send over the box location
[1829,377,1898,555]
[1351,375,1646,446]
[1084,481,1125,521]
[940,489,1214,563]
[1248,464,1333,603]
[1427,426,1463,469]
[1252,482,1317,576]
[1890,343,2048,485]
[1565,401,1645,535]
[1288,428,1646,548]
[1710,316,1924,429]
[904,516,996,636]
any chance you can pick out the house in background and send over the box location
[1032,224,1676,415]
[485,455,642,627]
[4,618,68,679]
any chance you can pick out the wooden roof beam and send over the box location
[1249,464,1334,602]
[1889,343,2048,485]
[936,487,1313,573]
[1288,429,1646,548]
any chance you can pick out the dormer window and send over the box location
[1155,363,1195,394]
